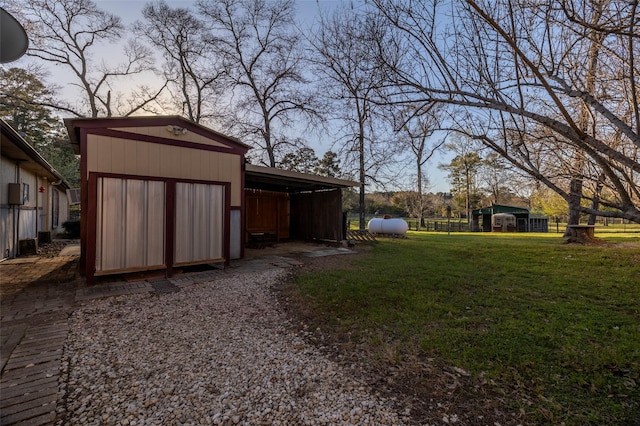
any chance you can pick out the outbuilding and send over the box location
[472,204,548,232]
[244,164,359,244]
[66,116,358,284]
[1,120,71,260]
[66,116,249,284]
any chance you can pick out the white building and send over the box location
[1,120,71,260]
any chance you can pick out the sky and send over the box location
[12,0,453,193]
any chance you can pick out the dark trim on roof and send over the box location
[245,164,360,193]
[472,204,530,215]
[64,115,250,155]
[1,119,70,190]
[80,127,248,156]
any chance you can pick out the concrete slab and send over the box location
[303,248,355,257]
[58,244,80,256]
[244,241,347,259]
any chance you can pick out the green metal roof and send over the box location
[472,204,530,215]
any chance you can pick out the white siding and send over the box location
[1,156,16,258]
[0,207,14,259]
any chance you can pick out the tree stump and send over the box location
[566,225,597,244]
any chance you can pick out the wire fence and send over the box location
[347,215,471,232]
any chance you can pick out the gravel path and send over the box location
[59,269,410,425]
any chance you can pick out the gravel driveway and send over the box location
[58,269,409,425]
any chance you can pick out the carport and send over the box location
[244,164,359,245]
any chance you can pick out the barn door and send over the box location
[174,182,225,265]
[95,177,166,274]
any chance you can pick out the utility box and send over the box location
[19,238,37,256]
[8,183,24,205]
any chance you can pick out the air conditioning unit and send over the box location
[8,183,24,205]
[66,188,81,205]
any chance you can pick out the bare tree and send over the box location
[197,0,319,166]
[134,1,225,124]
[310,5,397,230]
[373,0,640,225]
[563,0,608,233]
[9,0,165,117]
[479,152,518,205]
[394,103,445,229]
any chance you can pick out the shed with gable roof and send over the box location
[66,116,359,285]
[66,116,249,284]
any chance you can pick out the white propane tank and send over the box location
[367,218,409,235]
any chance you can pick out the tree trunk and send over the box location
[358,129,366,230]
[588,177,604,225]
[566,225,599,244]
[564,178,583,236]
[262,114,276,167]
[359,182,366,230]
[465,164,471,230]
[416,155,423,231]
[587,198,599,226]
[566,1,605,234]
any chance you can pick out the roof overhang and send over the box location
[473,204,530,215]
[64,115,251,155]
[245,164,360,193]
[1,120,70,189]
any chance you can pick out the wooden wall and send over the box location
[291,189,343,241]
[245,189,290,241]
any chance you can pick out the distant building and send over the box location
[1,120,71,260]
[472,204,548,233]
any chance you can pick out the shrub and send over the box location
[61,220,81,239]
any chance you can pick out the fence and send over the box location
[406,219,470,232]
[347,215,471,232]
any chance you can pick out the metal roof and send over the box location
[1,120,70,189]
[245,164,360,193]
[473,204,530,215]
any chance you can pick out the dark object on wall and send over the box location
[8,183,24,205]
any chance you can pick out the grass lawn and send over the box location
[290,232,640,425]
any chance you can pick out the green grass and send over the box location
[293,232,640,424]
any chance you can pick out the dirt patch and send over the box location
[276,244,525,425]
